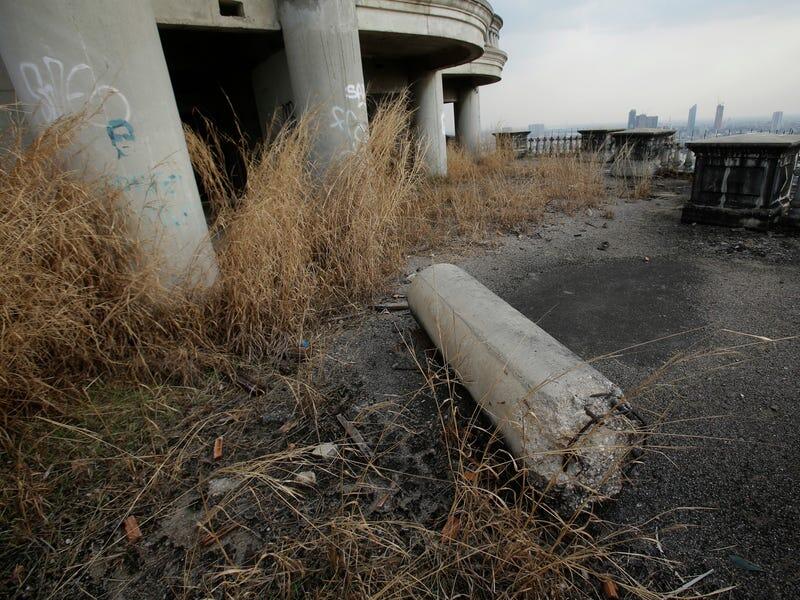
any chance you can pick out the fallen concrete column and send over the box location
[278,0,369,170]
[455,86,481,156]
[411,70,447,176]
[408,263,636,505]
[0,0,219,288]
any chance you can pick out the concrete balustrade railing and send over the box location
[525,134,696,172]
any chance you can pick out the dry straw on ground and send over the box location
[441,144,606,236]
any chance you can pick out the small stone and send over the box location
[208,477,238,498]
[294,471,316,485]
[311,442,338,459]
[770,405,778,412]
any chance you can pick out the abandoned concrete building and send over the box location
[0,0,506,285]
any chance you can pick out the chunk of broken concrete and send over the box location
[311,442,338,459]
[408,263,637,508]
[207,477,238,498]
[294,471,317,486]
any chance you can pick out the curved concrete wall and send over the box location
[152,0,494,71]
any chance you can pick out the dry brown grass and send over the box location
[610,144,655,200]
[437,144,606,237]
[0,102,615,422]
[0,114,217,420]
[194,100,429,358]
[0,100,429,418]
[1,325,760,598]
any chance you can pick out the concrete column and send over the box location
[0,57,18,133]
[251,50,294,138]
[411,70,447,176]
[278,0,369,169]
[454,86,481,156]
[408,264,635,507]
[0,0,218,288]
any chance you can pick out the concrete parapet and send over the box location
[610,128,676,178]
[408,264,636,505]
[683,134,800,229]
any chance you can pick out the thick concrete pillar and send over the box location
[278,0,369,169]
[412,70,447,177]
[0,0,218,288]
[454,86,481,156]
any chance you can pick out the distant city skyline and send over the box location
[481,0,800,129]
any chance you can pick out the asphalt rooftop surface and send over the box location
[382,178,800,598]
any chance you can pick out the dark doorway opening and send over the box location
[158,27,282,215]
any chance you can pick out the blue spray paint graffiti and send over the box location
[112,172,189,226]
[106,118,135,158]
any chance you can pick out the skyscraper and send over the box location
[529,123,545,136]
[714,104,724,130]
[687,104,697,135]
[771,111,784,131]
[635,114,658,128]
[628,109,637,129]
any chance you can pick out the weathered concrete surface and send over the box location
[0,0,218,288]
[411,70,448,176]
[611,128,676,178]
[408,263,637,503]
[278,0,369,169]
[151,0,492,70]
[684,134,800,229]
[0,57,17,132]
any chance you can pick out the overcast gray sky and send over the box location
[479,0,800,130]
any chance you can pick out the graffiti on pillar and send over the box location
[345,83,366,109]
[113,171,191,227]
[330,106,368,152]
[18,56,132,156]
[106,118,135,158]
[331,83,368,153]
[113,171,181,198]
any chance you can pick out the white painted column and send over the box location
[412,70,447,177]
[454,86,481,156]
[278,0,369,170]
[0,0,218,288]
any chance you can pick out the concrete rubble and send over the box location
[408,263,639,507]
